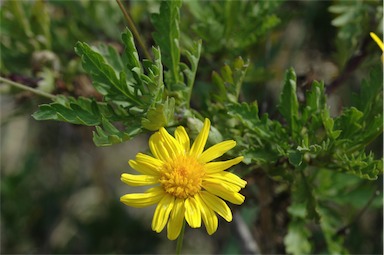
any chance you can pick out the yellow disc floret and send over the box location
[159,155,205,199]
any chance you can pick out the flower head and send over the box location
[120,118,246,240]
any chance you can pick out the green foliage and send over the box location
[33,29,170,146]
[227,67,382,254]
[151,0,202,108]
[329,0,382,65]
[184,0,281,54]
[32,1,203,145]
[212,57,249,103]
[151,0,182,86]
[2,0,382,254]
[0,0,51,73]
[278,68,299,138]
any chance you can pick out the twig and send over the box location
[116,0,152,61]
[326,34,371,94]
[336,188,381,236]
[0,76,57,100]
[234,211,261,254]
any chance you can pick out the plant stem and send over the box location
[116,0,152,61]
[176,220,186,255]
[336,188,381,236]
[0,76,56,100]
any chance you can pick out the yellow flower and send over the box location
[370,32,384,60]
[120,118,246,240]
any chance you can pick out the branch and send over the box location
[326,34,371,94]
[336,188,381,236]
[233,211,261,254]
[0,76,57,100]
[116,0,152,61]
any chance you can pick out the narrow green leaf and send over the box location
[151,0,182,86]
[122,28,142,72]
[278,68,299,137]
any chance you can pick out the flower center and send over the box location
[159,155,205,199]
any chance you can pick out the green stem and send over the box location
[116,0,152,61]
[176,220,186,255]
[0,76,57,100]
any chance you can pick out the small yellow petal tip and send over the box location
[370,32,384,52]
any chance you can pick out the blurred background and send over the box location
[1,0,382,254]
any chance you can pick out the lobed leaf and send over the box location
[151,0,182,87]
[93,117,142,147]
[74,41,142,106]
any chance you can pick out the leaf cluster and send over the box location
[227,67,382,181]
[329,0,382,65]
[222,66,382,254]
[183,0,281,55]
[32,1,201,146]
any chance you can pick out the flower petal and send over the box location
[195,193,218,235]
[135,153,163,167]
[205,156,244,173]
[121,173,158,186]
[129,154,162,176]
[199,140,236,163]
[203,178,241,192]
[370,32,384,51]
[175,126,190,153]
[149,132,170,161]
[203,182,245,205]
[152,194,175,233]
[206,171,247,188]
[184,197,202,228]
[167,198,185,240]
[200,191,232,222]
[189,118,210,157]
[120,186,164,208]
[159,127,184,158]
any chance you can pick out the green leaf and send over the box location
[121,28,142,72]
[227,102,270,139]
[211,57,249,103]
[284,219,312,255]
[317,205,349,254]
[321,109,341,140]
[31,0,51,49]
[141,97,175,131]
[335,107,363,139]
[285,171,320,255]
[278,68,299,138]
[289,172,319,220]
[74,41,142,106]
[151,0,182,87]
[332,151,383,180]
[356,66,383,116]
[288,150,303,167]
[179,40,202,106]
[32,96,103,126]
[140,46,164,105]
[93,118,141,146]
[302,81,325,124]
